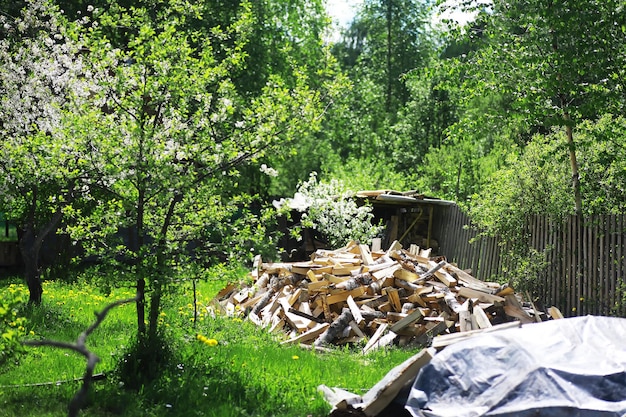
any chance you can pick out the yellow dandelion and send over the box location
[292,355,299,360]
[205,338,218,347]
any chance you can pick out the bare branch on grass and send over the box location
[23,296,139,417]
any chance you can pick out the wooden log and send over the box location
[431,321,521,350]
[389,308,423,334]
[314,308,354,347]
[346,295,364,324]
[356,348,436,416]
[457,287,506,304]
[281,322,330,345]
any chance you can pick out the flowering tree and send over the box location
[0,0,96,304]
[283,172,383,248]
[62,0,339,355]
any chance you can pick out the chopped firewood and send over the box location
[548,306,564,319]
[282,322,330,345]
[358,347,435,416]
[314,308,354,347]
[430,321,522,350]
[210,239,553,351]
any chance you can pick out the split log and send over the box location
[314,308,354,347]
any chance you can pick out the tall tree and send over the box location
[0,0,95,303]
[327,0,434,169]
[66,0,338,357]
[455,0,626,214]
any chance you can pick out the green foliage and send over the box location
[576,115,626,215]
[469,133,573,236]
[0,284,30,365]
[281,172,383,248]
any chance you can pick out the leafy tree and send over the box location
[452,0,626,214]
[0,0,95,303]
[63,0,338,368]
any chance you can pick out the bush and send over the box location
[281,172,383,248]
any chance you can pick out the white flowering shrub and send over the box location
[294,172,383,248]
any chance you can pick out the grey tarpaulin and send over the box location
[405,316,626,417]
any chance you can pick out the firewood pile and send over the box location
[209,239,548,352]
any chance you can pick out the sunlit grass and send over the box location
[0,270,419,416]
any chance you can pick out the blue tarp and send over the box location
[405,316,626,417]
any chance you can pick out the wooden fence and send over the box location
[433,204,626,317]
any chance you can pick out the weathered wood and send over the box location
[346,295,364,324]
[356,348,436,416]
[389,308,423,334]
[457,287,505,304]
[314,308,354,347]
[281,322,330,345]
[431,321,522,350]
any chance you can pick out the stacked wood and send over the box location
[208,240,547,352]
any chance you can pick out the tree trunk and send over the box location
[385,0,393,113]
[19,227,43,305]
[564,113,582,215]
[136,277,146,336]
[18,208,63,305]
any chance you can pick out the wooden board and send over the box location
[356,348,436,416]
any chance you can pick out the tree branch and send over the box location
[23,296,139,417]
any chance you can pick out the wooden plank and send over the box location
[326,286,367,305]
[389,308,423,333]
[356,348,436,417]
[372,263,402,280]
[362,323,389,354]
[384,287,402,312]
[457,287,505,304]
[348,320,366,339]
[371,237,382,252]
[431,321,521,350]
[359,244,375,266]
[346,295,364,324]
[472,305,492,329]
[393,267,420,283]
[281,322,330,345]
[459,310,472,332]
[386,239,402,255]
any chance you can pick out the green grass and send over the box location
[0,271,420,416]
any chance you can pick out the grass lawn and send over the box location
[0,267,420,416]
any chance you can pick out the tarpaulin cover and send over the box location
[405,315,626,417]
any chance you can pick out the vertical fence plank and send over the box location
[609,215,617,315]
[600,215,607,314]
[569,215,576,316]
[578,220,589,315]
[616,215,626,316]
